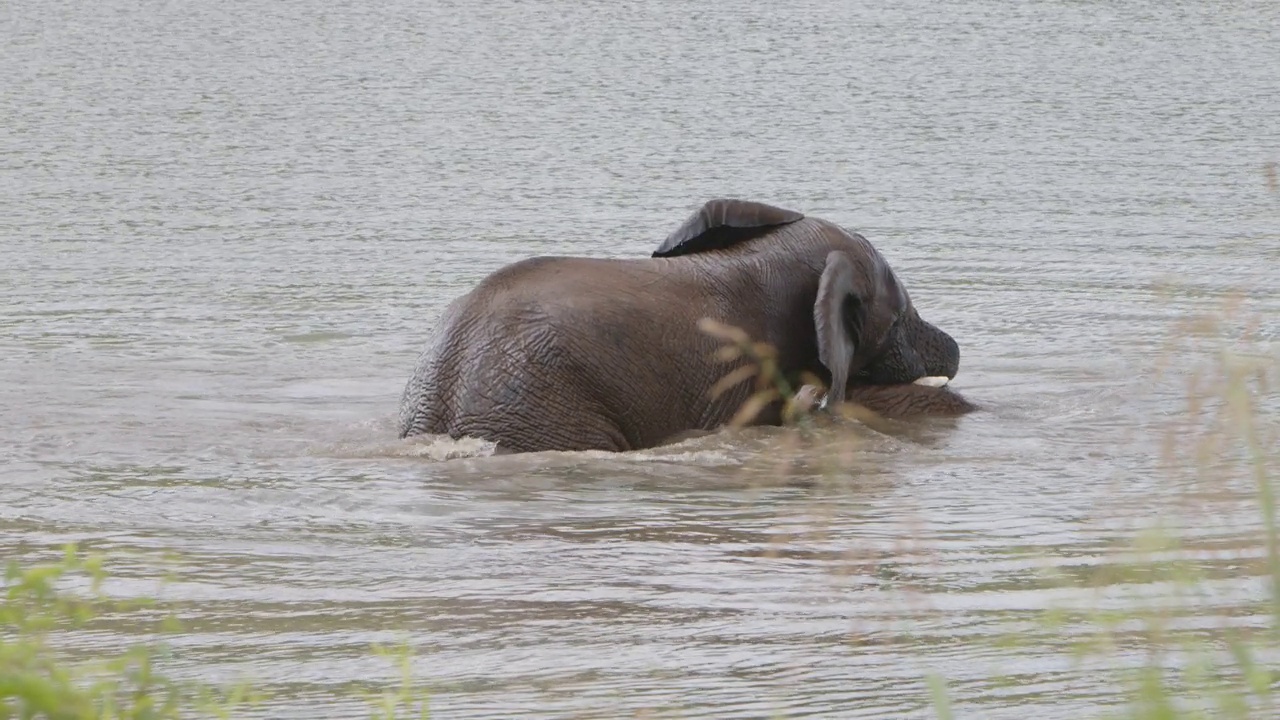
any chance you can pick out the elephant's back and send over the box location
[463,256,714,327]
[472,255,672,298]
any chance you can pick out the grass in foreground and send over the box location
[922,299,1279,719]
[1,545,429,719]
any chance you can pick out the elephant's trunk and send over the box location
[912,317,960,381]
[855,315,961,387]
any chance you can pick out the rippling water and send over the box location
[3,0,1279,717]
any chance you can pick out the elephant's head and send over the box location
[653,198,961,405]
[814,248,960,403]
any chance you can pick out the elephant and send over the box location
[397,198,966,454]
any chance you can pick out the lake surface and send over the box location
[4,0,1279,716]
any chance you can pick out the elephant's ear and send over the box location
[652,199,804,258]
[814,250,862,403]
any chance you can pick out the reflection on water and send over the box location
[3,0,1279,716]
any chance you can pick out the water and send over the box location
[3,0,1279,716]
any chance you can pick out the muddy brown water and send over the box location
[3,0,1279,717]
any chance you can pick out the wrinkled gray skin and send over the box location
[398,199,962,454]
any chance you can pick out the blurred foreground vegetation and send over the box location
[928,300,1278,720]
[1,546,430,719]
[925,167,1280,719]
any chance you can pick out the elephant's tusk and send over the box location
[793,385,827,411]
[912,376,950,388]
